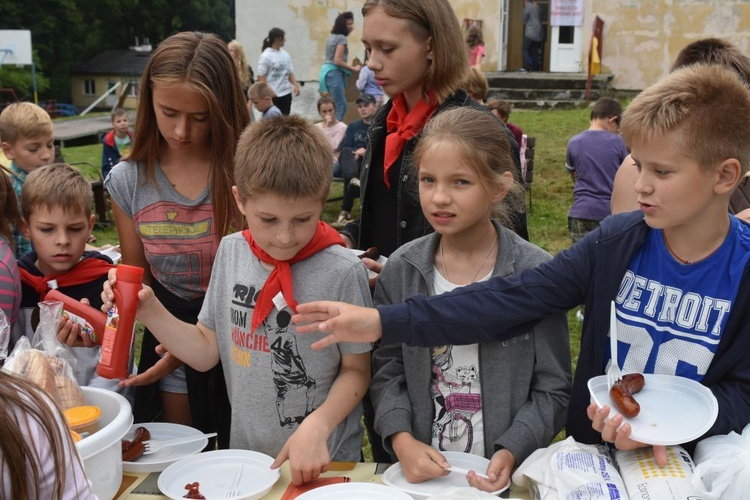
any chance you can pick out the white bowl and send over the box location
[76,387,133,500]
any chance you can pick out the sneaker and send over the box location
[348,177,360,189]
[333,210,352,227]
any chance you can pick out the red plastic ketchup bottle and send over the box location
[45,289,107,345]
[96,264,144,379]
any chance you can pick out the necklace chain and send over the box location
[662,232,692,265]
[440,234,498,283]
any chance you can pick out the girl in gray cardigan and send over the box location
[370,108,572,493]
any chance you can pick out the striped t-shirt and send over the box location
[0,237,21,332]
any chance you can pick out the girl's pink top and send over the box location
[469,44,485,66]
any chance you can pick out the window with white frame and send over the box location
[83,79,96,96]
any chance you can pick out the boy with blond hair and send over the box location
[103,115,371,485]
[294,64,750,466]
[248,81,283,119]
[0,103,54,256]
[14,163,126,395]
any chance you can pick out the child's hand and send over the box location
[391,432,449,483]
[292,301,383,349]
[391,432,450,483]
[587,402,668,465]
[466,448,514,492]
[270,418,331,485]
[56,298,97,348]
[119,348,184,387]
[101,268,157,313]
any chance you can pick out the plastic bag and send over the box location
[0,307,9,360]
[512,436,628,500]
[616,446,702,499]
[3,301,85,409]
[691,423,750,500]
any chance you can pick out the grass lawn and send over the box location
[61,105,590,449]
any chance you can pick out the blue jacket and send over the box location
[379,211,750,452]
[101,129,133,178]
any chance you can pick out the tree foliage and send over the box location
[0,0,234,101]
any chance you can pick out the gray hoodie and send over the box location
[370,221,571,465]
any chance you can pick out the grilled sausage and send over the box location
[622,373,645,394]
[122,426,151,461]
[358,247,380,261]
[121,439,145,462]
[610,374,645,418]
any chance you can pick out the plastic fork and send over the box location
[446,465,491,480]
[224,462,244,498]
[141,432,217,455]
[607,300,622,390]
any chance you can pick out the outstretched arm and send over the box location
[292,301,382,349]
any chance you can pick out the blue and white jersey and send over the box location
[613,216,750,381]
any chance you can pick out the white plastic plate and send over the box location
[382,451,508,499]
[99,246,121,264]
[588,373,718,446]
[296,482,413,499]
[123,422,208,473]
[157,449,279,500]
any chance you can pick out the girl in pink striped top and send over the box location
[0,172,21,344]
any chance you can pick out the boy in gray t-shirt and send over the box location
[106,116,372,486]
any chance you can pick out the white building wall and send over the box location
[235,0,368,83]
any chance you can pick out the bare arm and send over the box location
[271,351,371,484]
[611,154,640,214]
[333,44,361,72]
[288,72,300,96]
[103,271,220,372]
[111,201,151,286]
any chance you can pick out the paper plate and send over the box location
[588,373,718,446]
[99,246,121,264]
[296,482,413,499]
[349,248,388,279]
[382,451,508,499]
[157,449,279,500]
[123,422,208,473]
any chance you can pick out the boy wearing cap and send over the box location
[333,93,379,227]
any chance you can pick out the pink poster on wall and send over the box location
[551,0,584,26]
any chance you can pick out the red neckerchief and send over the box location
[384,92,438,188]
[243,221,344,331]
[19,258,114,300]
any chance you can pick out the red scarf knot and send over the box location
[383,92,438,188]
[19,258,114,300]
[243,221,344,331]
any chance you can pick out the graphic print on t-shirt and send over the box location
[614,226,750,381]
[430,345,482,453]
[135,201,216,298]
[264,310,316,427]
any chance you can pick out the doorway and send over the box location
[549,24,582,72]
[506,0,550,71]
